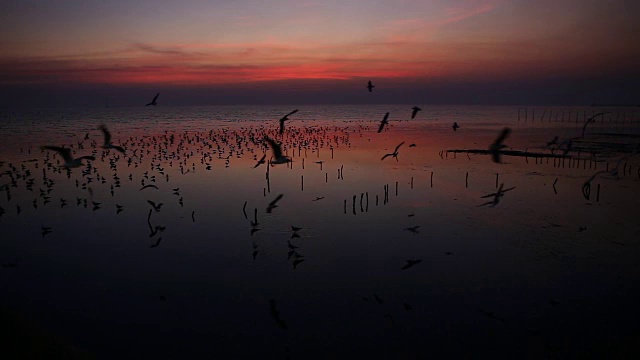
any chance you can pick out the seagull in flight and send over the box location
[146,92,159,106]
[367,80,375,92]
[279,109,299,135]
[381,142,405,161]
[41,146,95,169]
[252,154,266,168]
[478,183,515,207]
[264,137,291,165]
[377,112,390,133]
[266,194,284,213]
[411,106,422,119]
[452,122,460,131]
[489,127,511,163]
[98,124,125,154]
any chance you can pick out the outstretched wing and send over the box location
[394,142,405,153]
[494,127,511,145]
[152,93,159,103]
[381,153,392,161]
[98,124,111,146]
[264,137,283,159]
[377,112,390,133]
[41,146,73,163]
[269,194,284,206]
[285,109,298,118]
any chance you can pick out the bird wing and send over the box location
[265,137,283,159]
[491,151,501,163]
[394,142,405,153]
[494,127,511,145]
[377,121,385,133]
[152,93,159,103]
[383,112,389,122]
[98,124,111,145]
[381,153,392,161]
[41,146,73,163]
[76,156,96,161]
[285,109,298,117]
[269,194,284,206]
[411,109,418,119]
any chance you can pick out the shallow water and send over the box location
[1,105,639,358]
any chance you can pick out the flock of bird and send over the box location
[1,83,638,345]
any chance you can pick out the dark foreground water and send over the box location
[1,105,639,358]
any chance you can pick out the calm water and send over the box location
[1,105,639,358]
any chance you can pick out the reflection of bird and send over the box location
[452,122,459,131]
[279,109,299,135]
[292,258,305,269]
[411,106,422,119]
[266,194,284,213]
[139,184,159,191]
[41,146,95,169]
[264,137,291,165]
[381,142,405,161]
[291,226,302,232]
[147,200,163,212]
[252,154,266,168]
[367,80,375,92]
[269,299,288,330]
[401,259,422,270]
[98,124,125,154]
[404,225,420,234]
[149,237,162,248]
[489,127,511,163]
[377,112,389,133]
[146,92,159,106]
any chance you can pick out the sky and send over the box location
[1,0,639,107]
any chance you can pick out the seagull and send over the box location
[252,154,266,168]
[279,109,299,135]
[367,80,375,92]
[411,106,422,119]
[40,146,95,169]
[264,137,291,165]
[266,194,284,213]
[146,92,159,106]
[478,183,516,207]
[401,259,422,270]
[381,142,405,161]
[452,122,460,131]
[377,112,390,133]
[98,124,125,154]
[488,127,511,163]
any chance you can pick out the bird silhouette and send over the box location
[266,194,284,213]
[381,142,405,161]
[97,124,125,154]
[41,146,95,168]
[489,127,511,163]
[411,106,422,119]
[147,200,163,212]
[378,112,390,133]
[139,184,159,191]
[452,122,460,131]
[279,109,299,135]
[264,137,291,165]
[367,80,375,92]
[146,92,159,106]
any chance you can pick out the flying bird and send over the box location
[377,112,390,133]
[452,122,460,131]
[381,142,405,161]
[98,124,125,154]
[146,93,159,106]
[367,80,375,92]
[489,127,511,163]
[41,146,95,169]
[411,106,422,119]
[264,137,291,165]
[279,109,299,135]
[266,194,284,213]
[139,184,159,191]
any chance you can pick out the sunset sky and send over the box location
[1,0,639,107]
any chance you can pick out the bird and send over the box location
[266,194,284,213]
[367,80,375,92]
[40,146,95,169]
[411,106,422,119]
[264,137,291,165]
[252,154,266,168]
[377,112,390,133]
[291,226,302,232]
[488,127,511,163]
[478,183,516,207]
[139,184,159,191]
[146,93,159,106]
[381,142,405,161]
[98,124,125,154]
[452,122,460,131]
[401,259,422,270]
[279,109,299,135]
[404,225,420,234]
[147,200,163,212]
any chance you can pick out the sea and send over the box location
[0,104,639,358]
